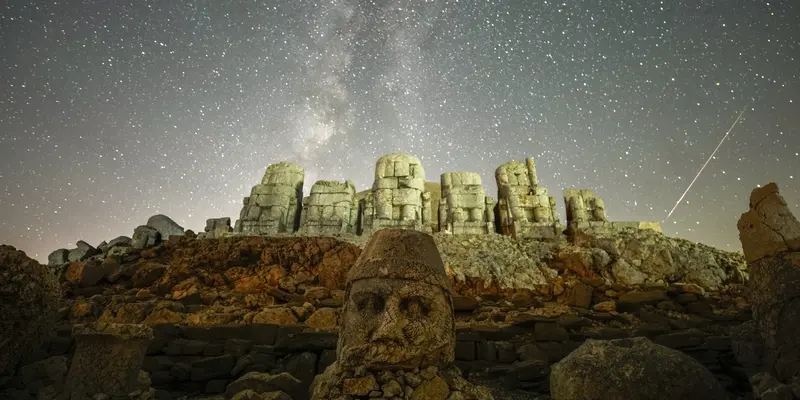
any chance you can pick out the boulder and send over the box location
[549,337,728,400]
[738,182,800,381]
[132,225,160,249]
[48,248,70,265]
[146,214,185,238]
[0,245,61,375]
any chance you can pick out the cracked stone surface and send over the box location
[63,323,154,399]
[737,182,800,263]
[738,182,800,382]
[310,228,492,399]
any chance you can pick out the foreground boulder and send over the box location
[737,182,800,381]
[549,337,727,400]
[0,245,61,375]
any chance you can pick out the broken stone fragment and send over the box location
[63,323,154,399]
[737,182,800,263]
[131,225,159,249]
[549,337,728,399]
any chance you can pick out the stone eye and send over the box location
[353,292,384,314]
[400,296,429,316]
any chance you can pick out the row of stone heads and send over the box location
[227,153,657,237]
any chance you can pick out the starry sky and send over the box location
[2,0,798,262]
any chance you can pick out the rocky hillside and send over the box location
[49,227,748,330]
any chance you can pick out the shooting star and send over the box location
[663,104,750,222]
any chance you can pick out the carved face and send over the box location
[338,278,455,370]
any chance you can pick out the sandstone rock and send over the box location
[146,214,185,238]
[0,245,60,375]
[550,337,728,400]
[738,182,800,381]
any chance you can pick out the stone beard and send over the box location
[338,275,455,370]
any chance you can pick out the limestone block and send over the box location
[146,214,185,238]
[202,218,233,238]
[131,225,159,249]
[48,249,70,265]
[360,154,434,234]
[738,182,800,263]
[235,162,304,235]
[440,172,493,234]
[495,158,559,237]
[64,323,153,399]
[300,180,357,234]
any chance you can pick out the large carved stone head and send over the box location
[337,228,455,371]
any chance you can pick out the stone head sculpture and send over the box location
[337,228,455,371]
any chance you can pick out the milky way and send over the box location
[1,0,798,262]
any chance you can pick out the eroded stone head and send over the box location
[337,228,455,371]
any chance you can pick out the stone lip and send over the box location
[72,322,154,341]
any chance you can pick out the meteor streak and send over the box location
[663,105,749,222]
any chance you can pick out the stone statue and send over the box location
[310,229,493,400]
[495,157,560,238]
[439,172,495,234]
[359,154,434,235]
[299,180,359,235]
[564,188,609,225]
[234,162,304,235]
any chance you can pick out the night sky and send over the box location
[2,0,798,262]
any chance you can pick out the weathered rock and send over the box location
[225,372,303,400]
[550,337,728,400]
[310,229,492,400]
[146,214,185,238]
[0,245,60,376]
[107,235,132,249]
[738,182,800,381]
[439,172,495,234]
[68,240,99,262]
[359,153,435,235]
[132,225,160,249]
[495,157,561,238]
[235,162,305,235]
[63,323,154,399]
[299,180,358,235]
[47,248,70,265]
[203,217,234,238]
[738,182,800,263]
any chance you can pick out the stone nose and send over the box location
[371,304,408,342]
